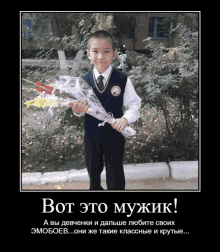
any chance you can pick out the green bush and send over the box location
[128,23,198,161]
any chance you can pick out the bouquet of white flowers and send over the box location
[24,76,136,137]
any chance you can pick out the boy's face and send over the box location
[87,38,117,74]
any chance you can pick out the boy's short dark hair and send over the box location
[87,30,116,52]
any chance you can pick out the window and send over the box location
[27,21,31,35]
[39,25,48,39]
[22,20,32,38]
[148,17,170,39]
[22,21,25,37]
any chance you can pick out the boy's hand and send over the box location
[111,117,128,133]
[54,89,60,94]
[69,100,89,114]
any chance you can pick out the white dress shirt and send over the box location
[74,64,141,125]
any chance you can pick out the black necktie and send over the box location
[97,75,104,91]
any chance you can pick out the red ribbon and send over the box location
[36,81,53,94]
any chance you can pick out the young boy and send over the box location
[70,30,141,190]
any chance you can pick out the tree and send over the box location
[129,14,199,160]
[50,13,95,73]
[112,13,138,47]
[50,13,67,70]
[28,13,95,73]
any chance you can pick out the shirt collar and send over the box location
[93,65,112,82]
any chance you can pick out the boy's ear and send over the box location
[87,50,91,59]
[112,49,117,59]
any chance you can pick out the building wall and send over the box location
[120,13,172,51]
[137,13,171,50]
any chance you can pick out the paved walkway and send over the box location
[22,161,199,191]
[22,178,198,190]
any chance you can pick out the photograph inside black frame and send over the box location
[21,12,199,191]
